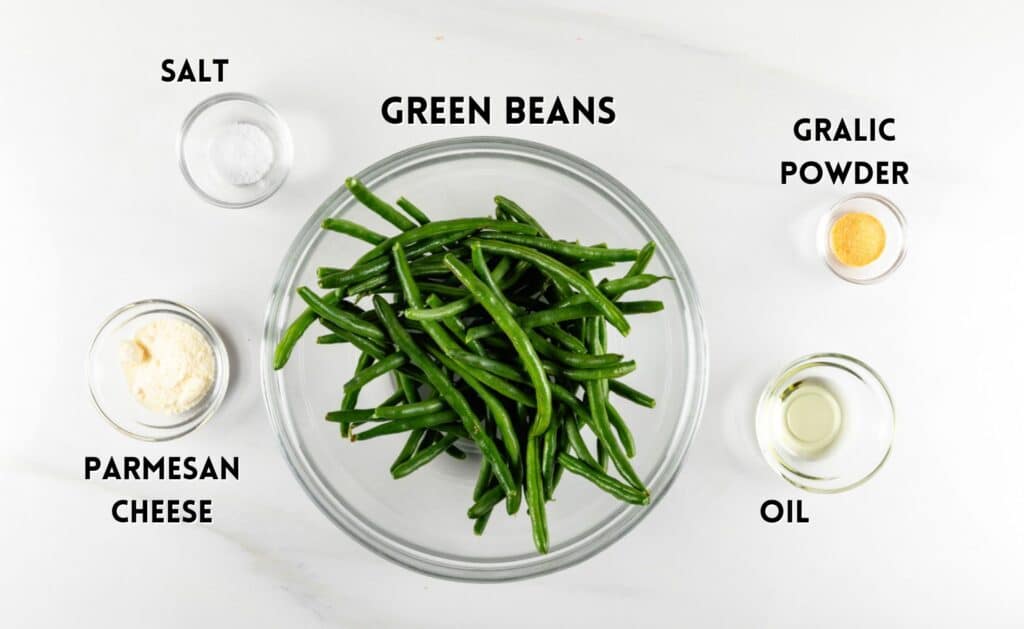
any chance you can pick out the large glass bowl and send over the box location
[260,137,708,581]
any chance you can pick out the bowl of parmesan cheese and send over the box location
[88,299,229,441]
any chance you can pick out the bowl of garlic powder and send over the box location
[88,299,229,440]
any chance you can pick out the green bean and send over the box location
[473,458,493,501]
[317,319,390,359]
[319,233,471,290]
[466,366,536,407]
[539,324,587,353]
[583,328,644,490]
[273,308,319,370]
[297,287,388,343]
[373,296,518,500]
[572,260,616,272]
[608,380,656,408]
[542,414,561,500]
[466,301,663,342]
[406,281,469,297]
[404,294,474,320]
[606,401,637,458]
[316,333,343,344]
[391,433,460,479]
[446,350,525,383]
[526,437,549,554]
[551,423,569,495]
[596,440,608,471]
[271,176,359,368]
[473,511,492,536]
[325,409,374,423]
[357,218,539,265]
[562,411,599,468]
[477,232,639,262]
[465,301,662,342]
[396,372,420,404]
[557,453,649,505]
[445,445,468,459]
[444,255,553,436]
[562,361,636,381]
[345,273,393,297]
[317,266,345,279]
[506,451,523,515]
[321,218,387,244]
[374,398,445,420]
[428,348,521,466]
[529,331,622,369]
[390,428,426,472]
[405,257,515,321]
[494,195,550,238]
[546,272,667,311]
[467,485,505,519]
[628,241,657,277]
[318,257,389,289]
[346,177,416,231]
[351,410,459,441]
[600,273,670,298]
[339,352,374,438]
[405,233,475,260]
[424,293,473,346]
[468,239,631,335]
[396,196,431,225]
[471,243,518,313]
[341,352,407,394]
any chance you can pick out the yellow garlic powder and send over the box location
[119,318,215,415]
[830,212,886,267]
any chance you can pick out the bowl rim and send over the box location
[260,135,709,581]
[177,91,293,209]
[87,298,230,442]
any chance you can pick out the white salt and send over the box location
[209,122,274,186]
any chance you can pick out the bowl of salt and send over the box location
[178,92,293,208]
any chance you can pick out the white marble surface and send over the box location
[3,1,1024,626]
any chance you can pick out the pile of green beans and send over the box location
[274,177,669,554]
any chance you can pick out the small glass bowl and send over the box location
[88,299,229,441]
[178,92,293,208]
[818,192,907,284]
[755,353,894,493]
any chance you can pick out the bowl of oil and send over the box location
[755,353,895,493]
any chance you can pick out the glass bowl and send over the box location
[88,299,230,441]
[755,353,895,493]
[818,192,908,284]
[178,92,293,208]
[260,136,708,581]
